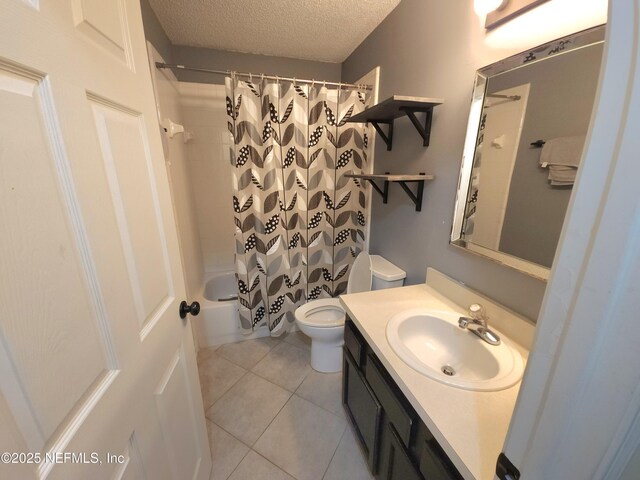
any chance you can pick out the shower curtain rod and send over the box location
[155,62,372,90]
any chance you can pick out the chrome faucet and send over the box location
[458,304,501,346]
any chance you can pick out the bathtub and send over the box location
[194,271,269,348]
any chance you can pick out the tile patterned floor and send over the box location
[197,332,373,480]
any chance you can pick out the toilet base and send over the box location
[310,338,344,373]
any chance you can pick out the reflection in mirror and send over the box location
[451,25,605,279]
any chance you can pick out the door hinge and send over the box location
[496,452,521,480]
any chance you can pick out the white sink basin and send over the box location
[386,310,524,391]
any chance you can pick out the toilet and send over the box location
[294,253,406,373]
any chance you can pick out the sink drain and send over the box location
[441,365,456,376]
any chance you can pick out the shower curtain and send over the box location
[225,76,371,335]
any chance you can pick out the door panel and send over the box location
[0,63,111,444]
[0,1,211,479]
[116,433,146,480]
[71,0,132,67]
[155,348,201,480]
[89,97,174,331]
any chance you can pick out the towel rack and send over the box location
[530,139,546,148]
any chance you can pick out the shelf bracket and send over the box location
[397,175,426,212]
[370,120,394,151]
[365,177,390,203]
[401,107,434,147]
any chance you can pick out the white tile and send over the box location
[206,420,249,480]
[251,341,311,392]
[199,353,247,411]
[217,337,281,369]
[207,372,291,446]
[282,330,311,351]
[323,424,374,480]
[228,451,294,480]
[254,395,346,480]
[295,370,345,419]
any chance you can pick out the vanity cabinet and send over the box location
[379,422,423,480]
[343,317,463,480]
[342,346,382,471]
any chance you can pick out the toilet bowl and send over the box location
[294,252,406,373]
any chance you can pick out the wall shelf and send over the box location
[345,173,434,212]
[347,95,444,150]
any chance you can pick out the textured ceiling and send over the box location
[147,0,401,63]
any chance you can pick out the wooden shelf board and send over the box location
[345,173,435,182]
[347,95,444,123]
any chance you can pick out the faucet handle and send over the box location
[469,303,486,320]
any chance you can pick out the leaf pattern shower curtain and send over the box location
[225,76,371,335]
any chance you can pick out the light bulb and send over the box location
[474,0,508,16]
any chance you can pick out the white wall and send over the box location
[148,44,204,299]
[179,83,236,274]
[470,84,530,250]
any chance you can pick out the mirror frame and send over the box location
[451,25,606,281]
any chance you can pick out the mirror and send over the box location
[451,25,605,280]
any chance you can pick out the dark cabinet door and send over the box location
[343,348,382,473]
[419,435,464,480]
[378,422,424,480]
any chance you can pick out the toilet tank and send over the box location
[370,255,406,290]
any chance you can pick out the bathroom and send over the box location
[1,1,640,479]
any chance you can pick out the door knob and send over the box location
[179,300,200,319]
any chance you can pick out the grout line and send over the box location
[196,345,220,367]
[280,333,311,350]
[204,418,251,480]
[215,338,280,370]
[321,426,347,480]
[289,392,347,429]
[250,390,294,448]
[199,337,360,479]
[292,369,347,420]
[222,447,250,480]
[248,362,309,394]
[249,450,297,480]
[208,418,252,451]
[204,370,250,421]
[291,391,346,424]
[247,348,313,393]
[203,338,343,420]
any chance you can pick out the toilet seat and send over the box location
[295,252,372,330]
[294,298,344,328]
[293,252,377,373]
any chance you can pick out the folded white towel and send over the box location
[548,164,577,185]
[549,165,576,179]
[540,135,586,168]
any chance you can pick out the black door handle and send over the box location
[179,300,200,319]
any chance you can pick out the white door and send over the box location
[501,3,640,479]
[0,1,211,479]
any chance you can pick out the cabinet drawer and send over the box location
[343,348,382,472]
[419,433,463,480]
[344,317,366,368]
[366,353,414,447]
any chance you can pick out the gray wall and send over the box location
[139,0,341,86]
[139,0,173,62]
[171,46,341,85]
[496,44,603,267]
[342,0,551,320]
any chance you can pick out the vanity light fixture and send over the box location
[474,0,509,16]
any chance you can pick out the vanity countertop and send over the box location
[340,282,530,480]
